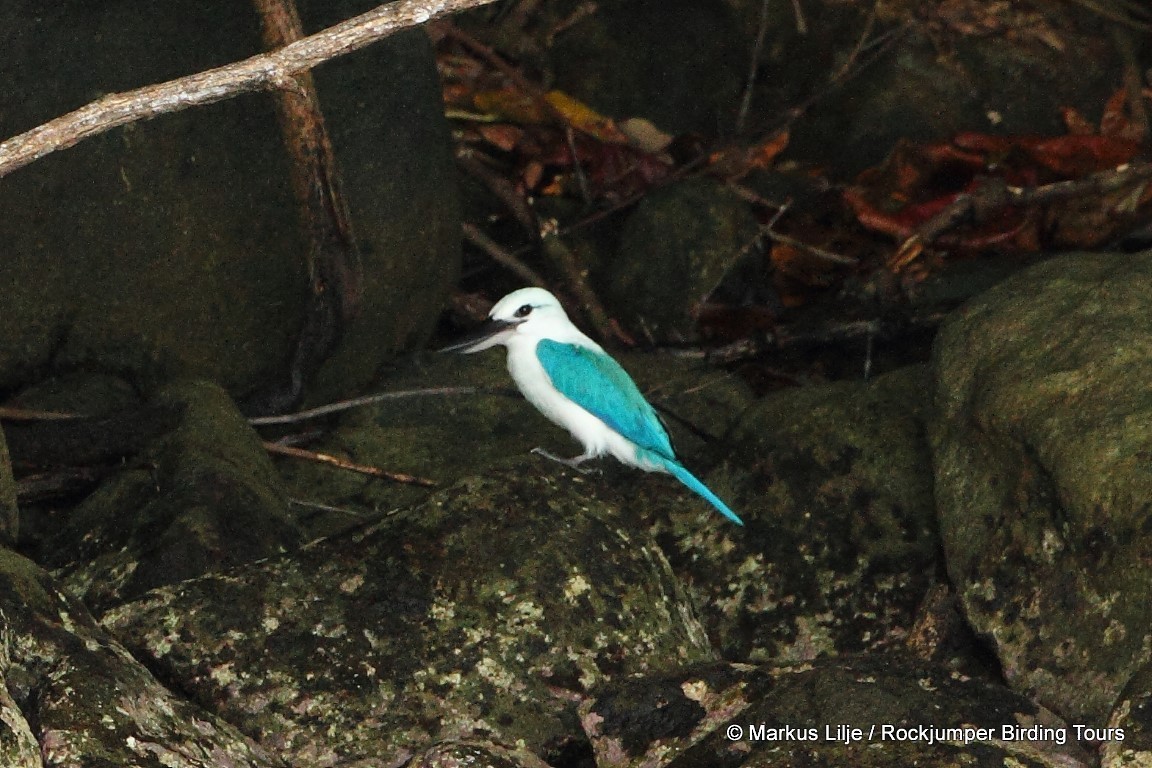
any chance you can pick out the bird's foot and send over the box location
[531,447,601,475]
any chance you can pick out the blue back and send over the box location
[536,340,675,461]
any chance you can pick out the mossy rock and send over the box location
[104,468,715,766]
[932,251,1152,723]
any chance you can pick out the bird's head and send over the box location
[440,287,575,353]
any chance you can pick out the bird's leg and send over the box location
[531,447,600,475]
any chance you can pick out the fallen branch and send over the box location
[736,0,772,134]
[247,385,492,425]
[263,441,436,487]
[245,0,365,415]
[656,310,948,366]
[891,160,1152,270]
[0,400,442,486]
[0,0,501,179]
[0,407,80,421]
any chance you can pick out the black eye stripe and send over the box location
[514,304,533,318]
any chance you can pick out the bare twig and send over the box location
[441,23,554,109]
[699,322,867,364]
[288,497,376,519]
[544,2,599,44]
[831,1,880,85]
[264,441,436,486]
[0,396,446,485]
[564,125,593,206]
[1,388,499,430]
[750,13,907,141]
[736,0,773,134]
[768,230,859,267]
[0,407,81,421]
[657,312,947,366]
[461,223,549,287]
[0,0,502,179]
[247,385,489,425]
[727,187,858,267]
[789,0,809,34]
[506,151,712,253]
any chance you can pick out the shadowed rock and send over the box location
[932,251,1152,724]
[48,380,299,613]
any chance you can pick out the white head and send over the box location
[441,287,591,353]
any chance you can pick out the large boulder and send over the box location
[103,469,715,766]
[932,251,1152,723]
[0,0,459,404]
[689,365,940,662]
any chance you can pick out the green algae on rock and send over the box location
[674,365,939,665]
[102,469,715,766]
[932,251,1152,724]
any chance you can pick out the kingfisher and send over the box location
[443,287,743,525]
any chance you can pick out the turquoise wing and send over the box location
[535,339,675,460]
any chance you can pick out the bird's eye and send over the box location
[514,304,533,318]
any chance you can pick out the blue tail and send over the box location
[660,459,745,526]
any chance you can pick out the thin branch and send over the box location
[264,442,436,487]
[768,230,859,266]
[288,497,376,519]
[0,0,502,179]
[789,0,809,35]
[655,311,948,366]
[441,23,555,109]
[456,147,541,241]
[726,187,859,267]
[892,160,1152,270]
[556,152,713,237]
[1,389,495,430]
[0,407,81,421]
[0,398,444,485]
[830,1,880,85]
[736,0,772,135]
[461,222,549,287]
[539,233,633,346]
[564,124,593,206]
[749,15,907,141]
[247,385,490,425]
